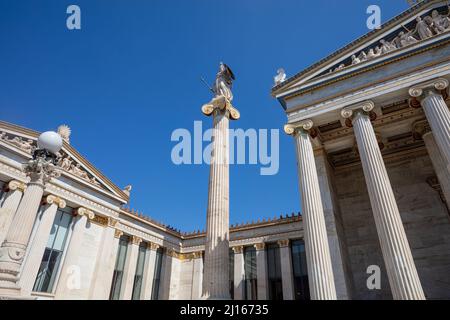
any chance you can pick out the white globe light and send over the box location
[37,131,63,154]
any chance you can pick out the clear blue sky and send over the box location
[0,0,408,232]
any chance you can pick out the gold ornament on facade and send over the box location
[43,194,66,209]
[254,242,266,251]
[131,236,142,245]
[201,95,240,120]
[114,229,124,238]
[6,180,27,193]
[277,239,290,247]
[74,207,95,220]
[148,242,160,251]
[232,246,243,254]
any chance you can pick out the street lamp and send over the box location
[33,131,63,164]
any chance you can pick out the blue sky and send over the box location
[0,0,408,232]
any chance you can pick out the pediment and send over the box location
[272,0,450,101]
[0,121,129,203]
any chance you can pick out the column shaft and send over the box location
[423,132,450,208]
[255,245,268,300]
[203,109,230,299]
[141,245,158,300]
[352,111,425,300]
[191,254,204,299]
[421,92,450,168]
[121,238,140,300]
[279,241,295,300]
[0,185,24,245]
[294,130,337,300]
[233,248,245,300]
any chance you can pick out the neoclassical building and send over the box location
[0,0,449,300]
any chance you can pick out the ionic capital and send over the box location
[192,251,203,259]
[114,229,124,238]
[43,194,66,209]
[254,242,265,251]
[201,95,240,120]
[131,235,142,245]
[284,119,318,138]
[409,78,449,99]
[107,217,119,228]
[277,239,290,248]
[74,207,95,220]
[148,242,160,251]
[232,246,243,254]
[341,101,376,127]
[6,180,27,193]
[412,120,431,140]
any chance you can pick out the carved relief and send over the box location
[57,151,102,187]
[0,132,35,153]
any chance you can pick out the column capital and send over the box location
[201,95,240,120]
[192,251,203,259]
[409,78,449,99]
[73,207,95,220]
[277,239,290,248]
[42,194,66,209]
[131,235,142,245]
[232,245,243,254]
[114,229,124,239]
[148,242,160,251]
[5,180,27,193]
[254,242,265,251]
[107,217,119,228]
[284,119,318,138]
[341,101,376,127]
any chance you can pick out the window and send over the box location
[229,248,234,299]
[291,240,310,300]
[109,235,129,300]
[151,247,163,300]
[266,243,283,300]
[33,207,73,293]
[131,241,147,300]
[244,246,257,300]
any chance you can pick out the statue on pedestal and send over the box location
[214,62,235,102]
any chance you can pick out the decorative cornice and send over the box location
[43,194,66,209]
[91,215,109,227]
[131,235,142,245]
[201,95,240,120]
[254,243,265,251]
[232,246,243,254]
[74,207,95,220]
[114,229,124,239]
[6,180,27,193]
[277,239,290,248]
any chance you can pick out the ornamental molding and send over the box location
[254,243,266,251]
[148,242,160,251]
[6,180,27,193]
[114,229,124,239]
[91,215,109,227]
[131,236,142,245]
[43,194,66,209]
[277,239,290,247]
[201,95,240,120]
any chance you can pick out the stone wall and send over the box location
[334,153,450,299]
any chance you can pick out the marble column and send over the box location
[201,95,240,300]
[409,78,450,170]
[342,101,425,300]
[278,240,295,300]
[284,120,337,300]
[254,243,268,300]
[0,159,59,296]
[54,207,95,298]
[89,218,119,299]
[0,180,26,245]
[232,246,245,300]
[141,242,159,300]
[191,252,203,299]
[121,235,141,300]
[20,195,66,296]
[314,149,352,299]
[414,120,450,208]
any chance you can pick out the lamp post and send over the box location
[0,131,63,297]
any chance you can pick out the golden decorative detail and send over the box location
[107,217,119,228]
[74,207,95,220]
[254,243,265,251]
[192,251,203,259]
[201,95,240,120]
[131,236,142,245]
[6,180,27,193]
[114,229,124,238]
[148,242,160,251]
[232,246,243,254]
[277,239,290,248]
[91,215,109,227]
[43,194,66,209]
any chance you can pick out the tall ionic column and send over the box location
[0,159,59,297]
[201,95,240,300]
[0,180,26,245]
[20,195,66,295]
[409,78,450,170]
[342,101,425,300]
[413,120,450,208]
[284,120,337,300]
